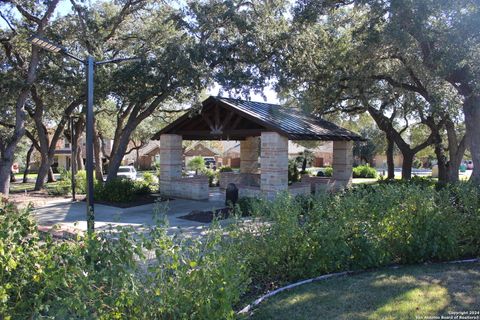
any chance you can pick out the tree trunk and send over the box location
[386,135,395,179]
[463,95,480,184]
[23,144,34,183]
[48,166,56,183]
[302,157,307,172]
[93,125,104,183]
[401,151,414,180]
[35,154,50,190]
[434,142,448,184]
[445,119,466,183]
[76,145,85,171]
[106,127,135,182]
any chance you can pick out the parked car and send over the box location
[116,166,137,180]
[203,157,216,168]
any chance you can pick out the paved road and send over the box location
[33,190,226,237]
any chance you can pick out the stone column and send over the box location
[260,132,288,198]
[332,140,353,188]
[159,134,182,195]
[240,136,259,174]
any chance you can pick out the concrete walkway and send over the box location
[33,189,226,237]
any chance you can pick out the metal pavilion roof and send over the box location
[153,96,364,141]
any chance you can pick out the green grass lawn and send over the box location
[9,181,62,194]
[13,173,38,180]
[249,262,480,320]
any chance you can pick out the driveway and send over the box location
[33,189,226,237]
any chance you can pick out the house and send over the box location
[220,140,334,168]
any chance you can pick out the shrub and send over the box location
[2,182,480,318]
[352,164,378,178]
[142,171,156,185]
[413,158,423,168]
[288,159,299,184]
[235,197,263,216]
[58,168,72,182]
[75,170,87,194]
[200,168,219,187]
[0,199,248,319]
[95,178,151,203]
[219,166,233,172]
[317,166,333,177]
[233,182,480,292]
[47,170,72,195]
[46,182,71,196]
[188,156,205,174]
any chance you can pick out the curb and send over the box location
[237,257,480,315]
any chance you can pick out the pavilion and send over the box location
[152,96,363,200]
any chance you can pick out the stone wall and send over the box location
[168,176,209,200]
[288,182,311,196]
[240,137,260,174]
[159,134,209,200]
[219,172,260,189]
[260,132,289,199]
[332,140,353,189]
[301,175,335,193]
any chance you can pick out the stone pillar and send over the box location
[260,132,288,198]
[332,140,353,188]
[159,134,182,195]
[240,136,259,174]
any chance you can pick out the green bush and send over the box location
[0,198,247,319]
[353,164,378,178]
[233,182,480,292]
[200,168,219,187]
[142,171,156,185]
[188,156,205,174]
[317,166,333,177]
[2,182,480,318]
[324,166,333,177]
[58,168,72,182]
[75,170,87,194]
[413,158,423,168]
[46,169,72,195]
[46,182,71,196]
[95,178,151,203]
[235,197,263,216]
[219,166,233,172]
[288,159,300,184]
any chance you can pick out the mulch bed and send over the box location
[90,194,173,208]
[179,207,231,223]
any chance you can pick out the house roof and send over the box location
[152,96,364,141]
[184,142,219,157]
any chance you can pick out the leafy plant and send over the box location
[200,168,219,187]
[317,166,333,177]
[288,159,300,184]
[219,166,233,172]
[94,178,151,203]
[187,156,205,175]
[142,171,156,185]
[353,164,378,178]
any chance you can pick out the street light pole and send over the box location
[69,116,77,201]
[28,35,139,235]
[85,56,95,232]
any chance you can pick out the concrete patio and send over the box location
[33,189,226,237]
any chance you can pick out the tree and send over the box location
[290,0,478,183]
[265,2,469,182]
[188,156,205,175]
[0,0,60,196]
